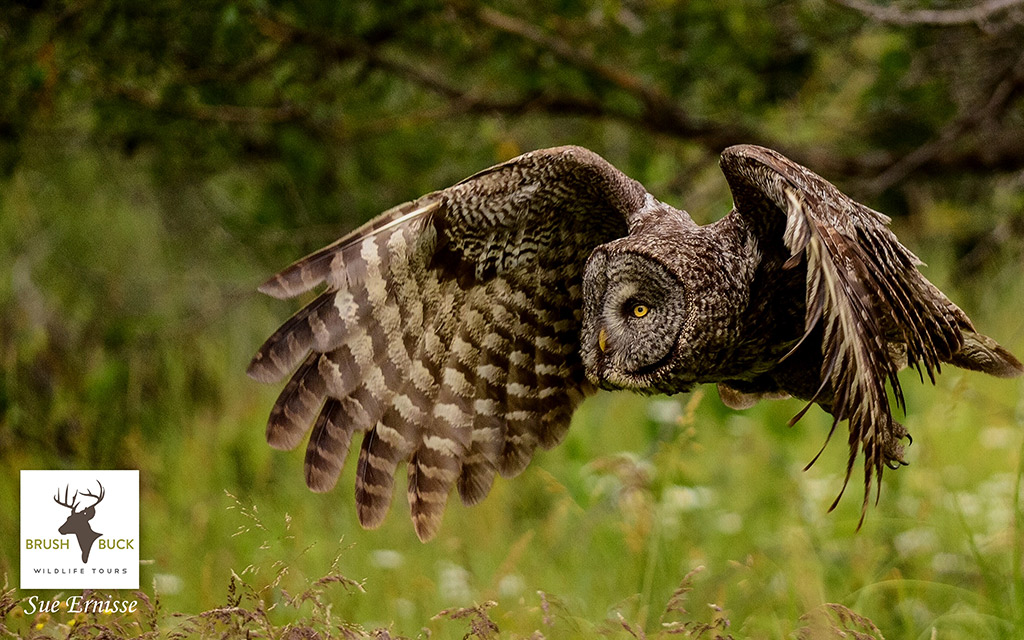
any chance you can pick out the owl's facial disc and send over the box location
[582,249,689,391]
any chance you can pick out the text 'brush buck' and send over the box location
[248,145,1022,541]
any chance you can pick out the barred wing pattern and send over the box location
[248,146,645,540]
[721,145,984,523]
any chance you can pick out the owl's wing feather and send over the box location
[249,146,652,540]
[720,144,1022,525]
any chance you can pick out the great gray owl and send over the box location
[249,145,1022,541]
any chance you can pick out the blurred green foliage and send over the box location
[1,0,1023,637]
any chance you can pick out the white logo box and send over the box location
[20,470,139,589]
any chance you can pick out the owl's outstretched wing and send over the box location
[720,144,1022,524]
[248,146,657,540]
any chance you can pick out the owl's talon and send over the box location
[880,420,910,469]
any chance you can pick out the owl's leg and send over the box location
[716,381,790,410]
[882,419,912,470]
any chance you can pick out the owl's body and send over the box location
[250,145,1022,540]
[585,209,807,396]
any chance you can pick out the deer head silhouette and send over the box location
[54,481,104,563]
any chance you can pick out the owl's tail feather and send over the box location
[258,221,430,498]
[352,241,440,531]
[265,353,325,450]
[248,257,391,386]
[247,291,339,383]
[351,252,452,529]
[354,410,411,529]
[499,322,541,479]
[257,198,437,300]
[303,398,356,493]
[946,330,1024,378]
[458,295,509,507]
[407,430,466,541]
[262,303,388,449]
[405,321,482,540]
[407,402,470,542]
[305,378,393,493]
[532,275,585,450]
[353,340,442,532]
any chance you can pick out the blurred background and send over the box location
[1,1,1023,637]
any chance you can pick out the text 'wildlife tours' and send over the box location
[20,470,139,589]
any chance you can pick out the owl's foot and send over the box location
[883,420,912,470]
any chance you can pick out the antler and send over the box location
[54,485,80,513]
[81,481,105,509]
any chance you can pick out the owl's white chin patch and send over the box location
[590,367,665,393]
[594,374,639,392]
[583,328,679,393]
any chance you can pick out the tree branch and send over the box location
[470,6,762,149]
[251,10,468,103]
[107,82,305,125]
[251,9,763,150]
[833,0,1024,26]
[858,50,1024,193]
[96,7,1024,189]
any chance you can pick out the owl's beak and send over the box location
[598,328,608,353]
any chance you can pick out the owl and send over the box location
[248,145,1022,541]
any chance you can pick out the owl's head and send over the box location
[580,245,693,394]
[580,221,754,394]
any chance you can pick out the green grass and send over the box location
[1,149,1022,638]
[4,364,1021,638]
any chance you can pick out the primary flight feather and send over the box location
[249,145,1022,540]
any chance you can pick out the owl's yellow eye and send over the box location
[632,304,649,318]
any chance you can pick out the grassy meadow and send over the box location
[0,143,1022,640]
